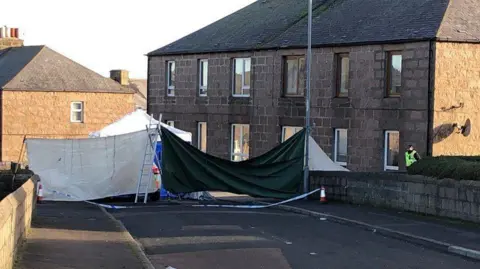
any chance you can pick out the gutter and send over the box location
[146,35,480,58]
[146,37,435,57]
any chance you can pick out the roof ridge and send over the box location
[3,45,45,89]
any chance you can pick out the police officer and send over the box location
[405,145,421,168]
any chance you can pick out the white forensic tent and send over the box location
[308,136,349,171]
[88,109,210,200]
[26,130,157,201]
[89,109,192,143]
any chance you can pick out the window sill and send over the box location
[231,95,250,98]
[384,166,399,171]
[282,95,305,98]
[384,94,401,98]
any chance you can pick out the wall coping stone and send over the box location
[312,171,480,189]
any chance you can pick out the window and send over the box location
[231,124,249,161]
[386,52,402,96]
[281,126,303,142]
[166,121,175,127]
[334,129,348,166]
[197,122,207,152]
[199,59,208,96]
[166,61,175,96]
[283,56,305,96]
[384,130,400,171]
[335,53,349,97]
[233,58,251,97]
[70,102,83,123]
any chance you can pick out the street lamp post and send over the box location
[303,0,312,198]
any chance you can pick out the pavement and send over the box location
[15,202,147,269]
[110,200,480,269]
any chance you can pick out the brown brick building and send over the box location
[0,31,135,162]
[147,0,480,171]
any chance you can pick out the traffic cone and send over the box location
[320,186,327,203]
[37,183,43,203]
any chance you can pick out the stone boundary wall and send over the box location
[0,176,37,269]
[310,171,480,223]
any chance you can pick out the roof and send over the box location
[129,79,147,109]
[149,0,480,56]
[148,0,329,56]
[0,46,134,93]
[129,79,147,99]
[436,0,480,42]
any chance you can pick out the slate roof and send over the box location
[0,46,134,93]
[148,0,328,56]
[149,0,480,56]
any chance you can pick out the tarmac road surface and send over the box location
[110,204,480,269]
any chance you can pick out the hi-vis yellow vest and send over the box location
[405,150,417,167]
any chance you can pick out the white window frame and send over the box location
[70,101,84,123]
[199,59,208,96]
[334,129,348,166]
[281,126,303,142]
[197,122,207,152]
[166,121,175,127]
[231,124,249,161]
[384,130,400,171]
[232,58,251,97]
[167,61,175,96]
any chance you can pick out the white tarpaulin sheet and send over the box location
[26,130,157,201]
[89,109,192,142]
[308,136,349,171]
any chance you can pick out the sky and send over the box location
[2,0,256,79]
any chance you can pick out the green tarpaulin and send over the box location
[160,126,306,199]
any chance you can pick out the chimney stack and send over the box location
[0,26,24,50]
[110,70,129,86]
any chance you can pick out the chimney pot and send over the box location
[0,26,24,50]
[110,70,129,86]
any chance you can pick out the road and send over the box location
[110,203,479,269]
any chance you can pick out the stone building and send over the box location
[0,29,135,162]
[147,0,480,171]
